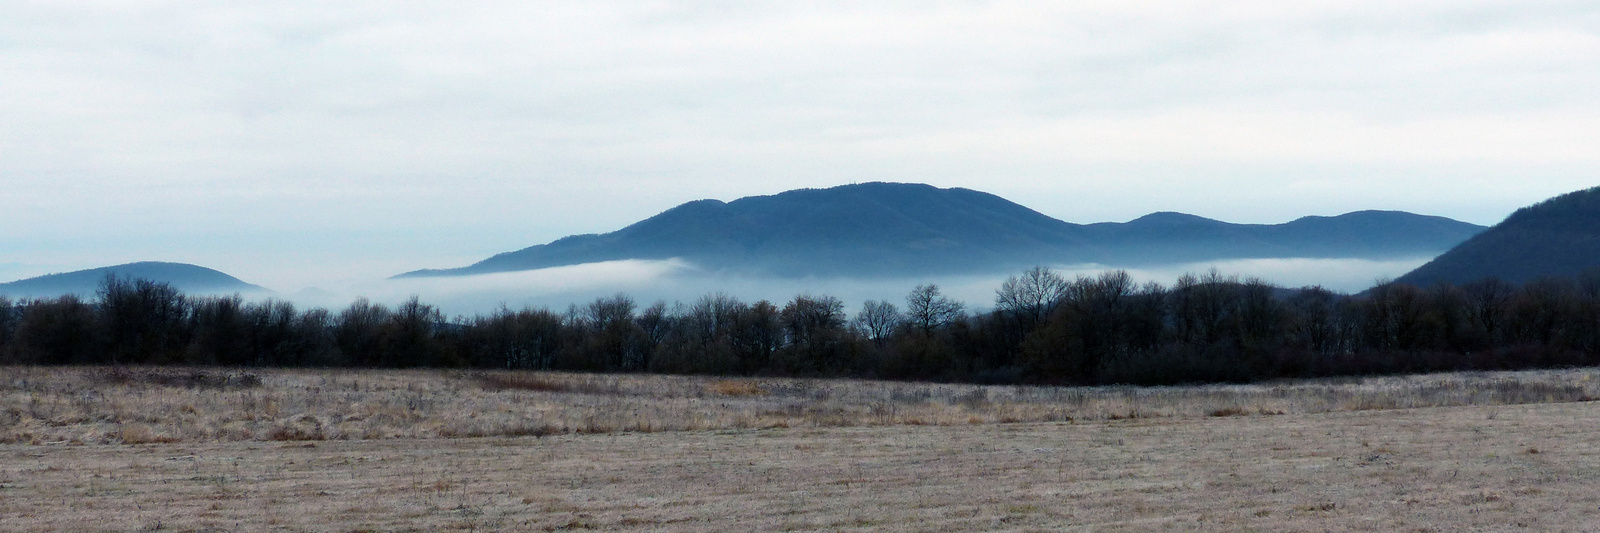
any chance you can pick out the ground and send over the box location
[5,395,1600,531]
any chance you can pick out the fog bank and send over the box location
[275,256,1431,317]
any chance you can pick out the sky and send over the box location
[3,1,1599,305]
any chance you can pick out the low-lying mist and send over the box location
[279,256,1431,317]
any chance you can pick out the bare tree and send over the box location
[335,297,390,367]
[689,292,742,341]
[781,295,846,346]
[906,284,964,334]
[13,295,100,365]
[1287,286,1341,358]
[853,300,901,346]
[780,295,848,373]
[96,274,186,364]
[634,300,671,370]
[387,296,450,367]
[732,299,782,373]
[0,296,16,360]
[1463,277,1512,344]
[995,266,1068,328]
[585,293,639,369]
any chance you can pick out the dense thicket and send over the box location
[6,268,1600,385]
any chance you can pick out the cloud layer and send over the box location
[284,257,1426,318]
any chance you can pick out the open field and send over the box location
[5,400,1600,531]
[4,367,1600,531]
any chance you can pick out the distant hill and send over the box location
[399,182,1486,279]
[1082,210,1485,265]
[1396,186,1600,287]
[0,262,267,298]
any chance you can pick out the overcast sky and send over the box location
[3,1,1598,292]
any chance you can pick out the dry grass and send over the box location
[94,367,263,389]
[4,366,1600,445]
[5,400,1600,531]
[5,366,1600,531]
[706,379,768,397]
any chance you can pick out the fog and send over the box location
[275,256,1432,318]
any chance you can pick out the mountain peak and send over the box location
[1126,212,1221,226]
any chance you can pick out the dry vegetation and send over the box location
[5,367,1600,531]
[3,365,1599,445]
[5,400,1600,531]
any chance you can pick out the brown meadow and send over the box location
[3,366,1600,530]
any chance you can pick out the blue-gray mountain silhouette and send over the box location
[1396,186,1600,286]
[0,261,266,298]
[398,182,1485,279]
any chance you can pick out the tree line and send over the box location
[4,268,1600,385]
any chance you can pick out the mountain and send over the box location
[1082,210,1484,265]
[404,183,1096,278]
[0,262,267,298]
[399,182,1486,279]
[1396,186,1600,287]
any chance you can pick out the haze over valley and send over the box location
[1,181,1480,315]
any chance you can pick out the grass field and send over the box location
[4,367,1600,531]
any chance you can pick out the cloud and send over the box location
[1,1,1596,288]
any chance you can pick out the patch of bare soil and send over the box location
[4,400,1599,531]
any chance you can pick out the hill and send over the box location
[1396,186,1600,286]
[0,262,267,298]
[1082,210,1483,265]
[399,182,1486,279]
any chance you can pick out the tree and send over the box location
[1236,277,1284,348]
[664,292,750,374]
[732,300,783,374]
[186,294,249,365]
[779,295,848,373]
[468,306,565,370]
[584,293,640,369]
[14,295,101,365]
[1362,280,1429,354]
[906,284,964,334]
[97,275,187,364]
[1287,286,1342,359]
[244,299,299,366]
[382,296,451,367]
[0,296,18,362]
[853,300,901,346]
[1462,277,1513,346]
[291,307,339,366]
[995,266,1068,329]
[1170,269,1236,346]
[635,301,672,370]
[1061,270,1137,378]
[335,298,390,367]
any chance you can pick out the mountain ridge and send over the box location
[1396,186,1600,286]
[400,182,1487,279]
